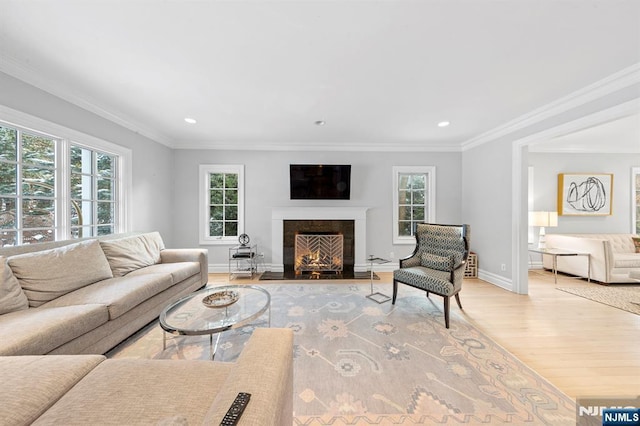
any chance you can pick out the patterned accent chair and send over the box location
[393,223,470,329]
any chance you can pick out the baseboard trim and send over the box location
[477,269,513,292]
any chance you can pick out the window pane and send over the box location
[97,178,113,201]
[23,229,54,244]
[398,206,411,221]
[0,230,16,247]
[97,202,114,224]
[399,221,412,236]
[412,206,425,221]
[22,198,54,229]
[0,198,16,228]
[225,189,238,204]
[71,226,92,239]
[210,190,223,205]
[225,221,238,236]
[210,206,223,221]
[97,225,113,235]
[225,205,237,220]
[70,202,80,226]
[22,133,55,167]
[210,174,224,189]
[399,174,410,189]
[22,166,55,196]
[225,174,238,189]
[413,190,425,204]
[71,174,93,200]
[209,221,223,236]
[411,175,425,190]
[0,127,17,161]
[398,190,411,204]
[97,153,114,177]
[0,163,17,194]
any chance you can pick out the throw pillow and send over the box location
[633,237,640,253]
[8,240,113,307]
[0,256,29,315]
[100,233,164,277]
[420,252,454,271]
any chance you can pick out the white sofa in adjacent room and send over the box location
[544,233,640,284]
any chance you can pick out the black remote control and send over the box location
[220,392,251,426]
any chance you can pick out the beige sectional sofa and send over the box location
[544,233,640,284]
[0,328,294,425]
[0,232,208,355]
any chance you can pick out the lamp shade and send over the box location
[528,211,558,227]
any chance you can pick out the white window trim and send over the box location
[632,167,640,234]
[199,164,245,245]
[392,165,436,245]
[0,105,132,239]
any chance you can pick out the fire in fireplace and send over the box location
[295,233,343,274]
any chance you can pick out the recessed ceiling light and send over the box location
[184,118,197,124]
[437,121,450,127]
[314,120,326,126]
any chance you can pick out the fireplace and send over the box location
[270,207,368,275]
[295,233,343,274]
[284,220,354,276]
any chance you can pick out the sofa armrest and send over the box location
[545,235,611,282]
[203,328,294,426]
[161,249,208,286]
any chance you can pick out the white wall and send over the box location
[529,153,640,234]
[0,72,176,245]
[172,149,462,269]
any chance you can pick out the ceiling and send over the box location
[1,0,639,151]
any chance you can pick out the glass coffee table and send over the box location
[159,285,270,359]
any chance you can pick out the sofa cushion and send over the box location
[420,252,453,271]
[394,266,455,296]
[42,273,174,320]
[0,255,28,315]
[100,233,164,277]
[614,253,640,269]
[0,304,109,355]
[7,240,113,307]
[33,359,233,425]
[127,261,201,284]
[0,355,105,426]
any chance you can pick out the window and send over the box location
[70,145,117,238]
[199,164,245,244]
[0,126,58,246]
[392,166,436,244]
[0,107,130,247]
[633,167,640,234]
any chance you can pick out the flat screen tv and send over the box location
[290,164,351,200]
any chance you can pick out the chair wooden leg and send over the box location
[425,291,430,298]
[455,293,462,310]
[444,296,450,329]
[392,280,398,304]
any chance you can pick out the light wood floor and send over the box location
[208,271,640,400]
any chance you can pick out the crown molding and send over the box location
[461,62,640,151]
[0,52,175,148]
[173,140,463,152]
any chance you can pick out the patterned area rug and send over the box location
[557,285,640,315]
[108,283,575,425]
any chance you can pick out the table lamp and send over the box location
[528,211,558,249]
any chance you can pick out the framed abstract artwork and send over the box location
[557,173,613,216]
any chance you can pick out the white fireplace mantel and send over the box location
[271,207,369,272]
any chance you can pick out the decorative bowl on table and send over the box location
[202,290,239,308]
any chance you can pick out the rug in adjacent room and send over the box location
[557,284,640,315]
[109,283,576,425]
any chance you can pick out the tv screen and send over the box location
[290,164,351,200]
